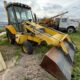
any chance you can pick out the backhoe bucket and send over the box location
[40,42,75,80]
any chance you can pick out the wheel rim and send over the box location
[68,28,74,33]
[23,46,28,53]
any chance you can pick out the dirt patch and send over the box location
[0,45,16,60]
[0,45,56,80]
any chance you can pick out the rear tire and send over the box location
[67,27,75,33]
[6,29,15,44]
[22,41,33,54]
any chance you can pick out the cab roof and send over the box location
[6,2,31,9]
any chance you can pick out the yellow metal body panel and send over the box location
[16,33,42,44]
[5,25,17,35]
[6,21,73,54]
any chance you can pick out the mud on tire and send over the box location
[22,41,33,55]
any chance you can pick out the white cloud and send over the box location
[63,0,80,19]
[0,0,80,22]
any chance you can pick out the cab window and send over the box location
[8,7,16,23]
[62,18,67,22]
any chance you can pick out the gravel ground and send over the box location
[0,45,56,80]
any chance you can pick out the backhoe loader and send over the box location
[4,1,76,80]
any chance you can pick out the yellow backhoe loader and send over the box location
[4,1,76,80]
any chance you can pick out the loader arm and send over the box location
[22,21,75,56]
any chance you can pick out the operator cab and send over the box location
[5,2,36,32]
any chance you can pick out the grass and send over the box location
[0,39,11,46]
[35,45,51,58]
[0,34,6,38]
[0,40,11,46]
[0,26,5,33]
[0,34,12,46]
[69,30,80,80]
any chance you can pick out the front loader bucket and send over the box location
[40,42,75,80]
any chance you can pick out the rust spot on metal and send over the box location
[40,47,73,80]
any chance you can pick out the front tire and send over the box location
[22,41,33,54]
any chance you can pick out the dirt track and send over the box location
[0,45,56,80]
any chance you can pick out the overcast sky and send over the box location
[0,0,80,22]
